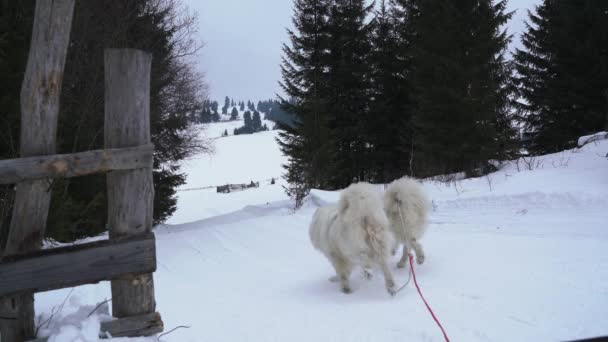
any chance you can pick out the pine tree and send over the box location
[324,0,374,188]
[239,101,245,111]
[277,0,332,206]
[514,0,608,154]
[410,0,514,177]
[252,110,262,130]
[230,107,239,120]
[222,96,230,114]
[366,0,414,183]
[244,110,253,128]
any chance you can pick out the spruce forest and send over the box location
[278,0,608,206]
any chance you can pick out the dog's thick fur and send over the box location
[309,182,397,295]
[383,176,430,267]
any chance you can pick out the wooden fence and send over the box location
[0,1,162,340]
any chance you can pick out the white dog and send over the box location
[383,176,430,268]
[309,182,397,295]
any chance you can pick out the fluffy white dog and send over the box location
[383,176,430,267]
[309,182,397,295]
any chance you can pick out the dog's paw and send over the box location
[363,269,373,280]
[416,255,425,265]
[329,275,339,283]
[387,286,397,297]
[397,260,407,269]
[341,286,353,294]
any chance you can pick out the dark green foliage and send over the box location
[244,110,252,127]
[323,0,375,188]
[222,96,230,114]
[0,0,208,242]
[230,107,239,120]
[409,0,515,177]
[258,99,295,127]
[252,110,262,130]
[278,0,333,206]
[366,0,413,183]
[514,0,608,154]
[233,109,268,135]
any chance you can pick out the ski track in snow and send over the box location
[34,123,608,342]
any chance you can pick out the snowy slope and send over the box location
[34,130,608,342]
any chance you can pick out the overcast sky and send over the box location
[184,0,540,103]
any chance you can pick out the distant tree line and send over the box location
[258,99,294,127]
[193,96,295,131]
[279,0,608,206]
[233,110,269,135]
[0,0,210,243]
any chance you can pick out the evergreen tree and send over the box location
[277,0,332,206]
[324,0,374,188]
[514,0,608,154]
[409,0,515,177]
[244,110,253,128]
[201,107,212,123]
[211,101,219,113]
[252,110,262,129]
[222,96,230,114]
[230,107,239,120]
[240,101,245,111]
[212,110,221,122]
[366,0,414,183]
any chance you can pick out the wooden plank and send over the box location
[104,49,157,319]
[1,0,75,340]
[99,312,163,338]
[0,144,154,184]
[0,233,156,297]
[26,312,163,341]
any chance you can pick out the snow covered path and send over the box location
[35,125,608,341]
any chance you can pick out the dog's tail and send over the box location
[362,215,393,261]
[384,176,430,228]
[339,182,393,260]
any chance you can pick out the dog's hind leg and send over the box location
[397,244,410,268]
[380,261,397,296]
[330,253,353,294]
[410,239,425,265]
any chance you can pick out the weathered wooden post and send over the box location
[104,49,157,319]
[0,0,74,340]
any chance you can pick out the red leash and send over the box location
[409,254,450,342]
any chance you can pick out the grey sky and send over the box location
[185,0,540,102]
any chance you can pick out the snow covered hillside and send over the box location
[35,125,608,342]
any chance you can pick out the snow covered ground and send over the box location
[35,121,608,341]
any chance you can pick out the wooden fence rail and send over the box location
[0,144,154,185]
[0,233,156,298]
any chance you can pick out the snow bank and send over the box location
[577,131,608,147]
